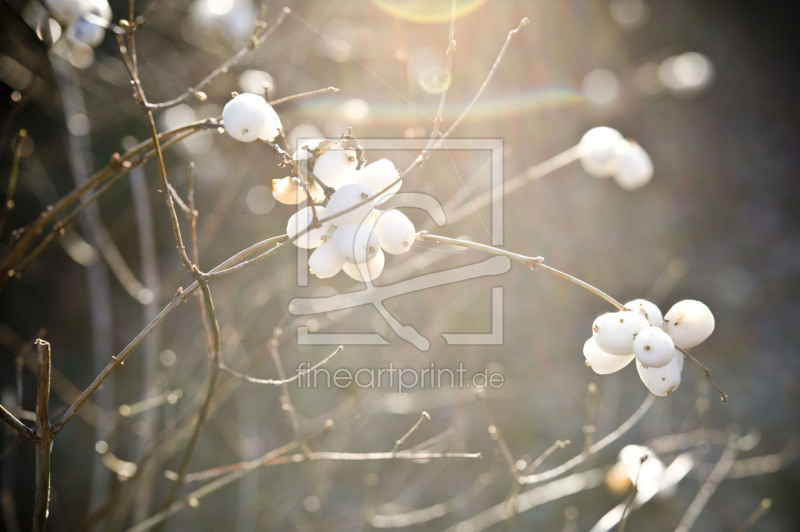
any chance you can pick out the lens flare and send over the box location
[369,0,488,24]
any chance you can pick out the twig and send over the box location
[50,234,289,436]
[475,391,521,483]
[0,403,32,439]
[0,129,26,239]
[428,0,458,142]
[679,347,728,404]
[618,452,648,532]
[220,345,343,385]
[32,339,52,532]
[519,394,655,485]
[143,7,291,110]
[269,86,340,106]
[268,334,313,457]
[675,432,739,532]
[444,469,605,532]
[128,445,479,532]
[417,232,625,310]
[735,498,772,532]
[392,411,431,453]
[447,145,581,225]
[523,439,570,475]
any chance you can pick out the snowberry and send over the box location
[662,299,715,349]
[633,326,675,368]
[286,206,330,249]
[223,93,271,143]
[592,310,649,355]
[46,0,83,25]
[342,249,385,282]
[308,242,345,279]
[636,350,682,396]
[331,224,380,263]
[272,176,307,205]
[66,0,112,47]
[579,126,623,178]
[257,103,282,142]
[583,337,635,375]
[311,149,358,189]
[375,209,416,255]
[617,445,666,501]
[624,299,663,327]
[355,159,401,201]
[325,183,376,226]
[613,140,653,190]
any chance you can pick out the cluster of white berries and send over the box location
[221,93,413,282]
[222,93,282,143]
[583,299,714,396]
[46,0,112,48]
[578,126,654,190]
[283,142,414,281]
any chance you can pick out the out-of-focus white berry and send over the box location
[272,176,307,205]
[633,326,675,368]
[257,103,282,142]
[331,224,380,263]
[663,299,715,349]
[66,0,112,47]
[308,242,345,279]
[312,149,358,189]
[222,93,269,142]
[613,140,653,190]
[617,445,666,502]
[583,337,635,374]
[325,183,376,226]
[624,298,663,327]
[286,206,330,249]
[592,310,649,355]
[355,159,401,202]
[636,350,682,396]
[46,0,83,25]
[342,249,385,282]
[579,126,623,178]
[375,209,415,255]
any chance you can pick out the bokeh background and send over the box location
[1,0,799,530]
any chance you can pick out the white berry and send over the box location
[375,209,415,255]
[223,93,269,143]
[579,127,623,178]
[272,176,307,205]
[593,310,649,355]
[636,350,682,396]
[613,140,653,190]
[286,206,330,249]
[312,149,358,189]
[355,159,401,202]
[624,299,663,327]
[331,224,380,263]
[308,242,345,279]
[257,103,282,142]
[583,337,635,375]
[633,326,675,368]
[663,299,715,349]
[325,183,376,226]
[342,249,385,282]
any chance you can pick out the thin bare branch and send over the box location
[32,339,52,532]
[392,411,431,454]
[520,394,655,485]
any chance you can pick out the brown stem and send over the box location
[32,339,52,532]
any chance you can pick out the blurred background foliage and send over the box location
[1,0,799,530]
